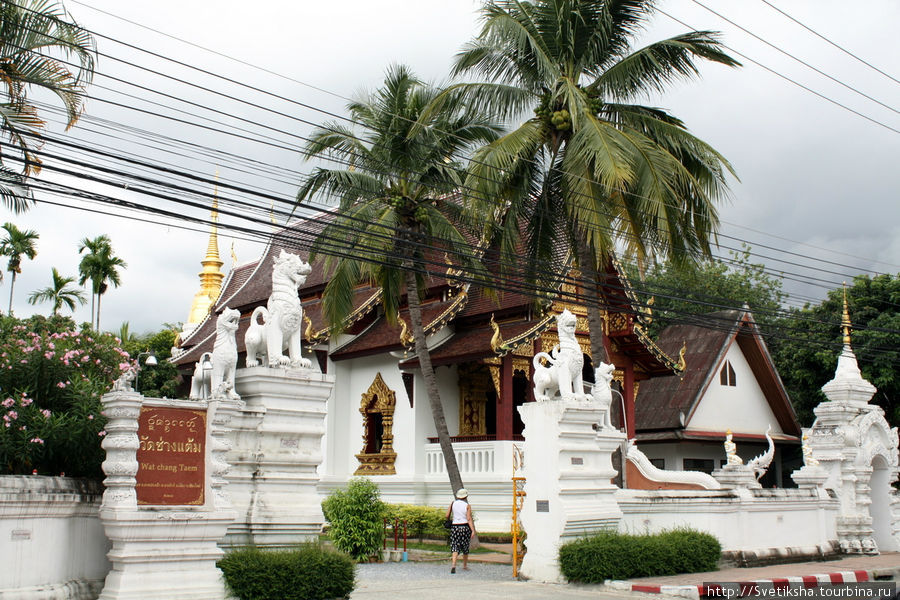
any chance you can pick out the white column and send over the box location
[518,400,624,582]
[227,366,334,547]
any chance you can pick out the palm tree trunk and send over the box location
[575,239,609,365]
[404,267,464,494]
[96,292,102,331]
[8,272,15,315]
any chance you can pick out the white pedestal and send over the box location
[713,464,762,489]
[98,393,238,600]
[227,366,334,547]
[518,400,625,582]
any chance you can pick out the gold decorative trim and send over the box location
[512,357,530,378]
[492,311,556,358]
[425,289,469,335]
[634,324,684,375]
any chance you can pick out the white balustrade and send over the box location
[424,440,516,477]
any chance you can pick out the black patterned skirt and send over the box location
[449,523,471,554]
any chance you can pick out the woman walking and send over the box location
[446,488,476,574]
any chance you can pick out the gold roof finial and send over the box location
[398,319,414,347]
[841,282,852,347]
[185,174,226,326]
[676,341,687,371]
[490,313,507,353]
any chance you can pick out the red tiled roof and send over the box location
[399,319,537,368]
[634,310,801,436]
[329,300,458,361]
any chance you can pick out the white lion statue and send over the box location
[189,352,212,400]
[532,309,586,401]
[591,362,616,429]
[244,250,313,369]
[211,307,241,399]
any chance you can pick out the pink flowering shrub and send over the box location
[0,315,133,479]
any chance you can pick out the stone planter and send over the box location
[0,475,110,599]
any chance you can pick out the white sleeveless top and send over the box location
[451,499,468,524]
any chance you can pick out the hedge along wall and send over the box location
[0,476,110,598]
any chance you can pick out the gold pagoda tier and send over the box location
[186,198,225,327]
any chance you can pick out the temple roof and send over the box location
[174,213,684,379]
[634,309,801,438]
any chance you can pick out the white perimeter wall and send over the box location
[0,476,109,597]
[617,487,838,556]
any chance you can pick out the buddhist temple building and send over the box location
[173,219,716,524]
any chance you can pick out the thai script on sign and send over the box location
[139,437,202,453]
[144,413,200,433]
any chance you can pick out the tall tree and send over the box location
[297,65,500,494]
[632,246,786,338]
[449,0,739,364]
[27,267,85,315]
[0,222,38,313]
[77,235,126,330]
[0,0,95,212]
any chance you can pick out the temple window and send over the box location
[719,361,736,387]
[683,458,715,474]
[354,373,397,475]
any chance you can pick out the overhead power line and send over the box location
[757,0,900,87]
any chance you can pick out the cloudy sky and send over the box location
[3,0,898,335]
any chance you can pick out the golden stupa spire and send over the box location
[185,174,226,328]
[841,282,852,347]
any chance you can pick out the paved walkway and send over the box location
[352,551,900,599]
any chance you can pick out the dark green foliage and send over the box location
[218,545,354,600]
[559,529,721,583]
[632,247,786,339]
[383,503,447,542]
[121,327,180,398]
[321,478,385,561]
[769,274,900,426]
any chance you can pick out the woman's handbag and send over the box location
[443,503,453,529]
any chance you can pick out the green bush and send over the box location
[559,528,721,583]
[383,503,446,542]
[219,544,354,600]
[321,478,384,561]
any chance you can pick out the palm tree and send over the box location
[28,267,85,315]
[0,0,95,213]
[297,65,501,494]
[77,235,126,330]
[0,222,38,314]
[449,0,739,364]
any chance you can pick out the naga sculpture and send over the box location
[210,307,241,399]
[532,309,586,401]
[747,425,775,480]
[591,362,616,429]
[245,250,313,369]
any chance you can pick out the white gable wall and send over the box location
[688,341,784,435]
[325,353,462,480]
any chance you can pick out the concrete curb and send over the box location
[602,566,900,599]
